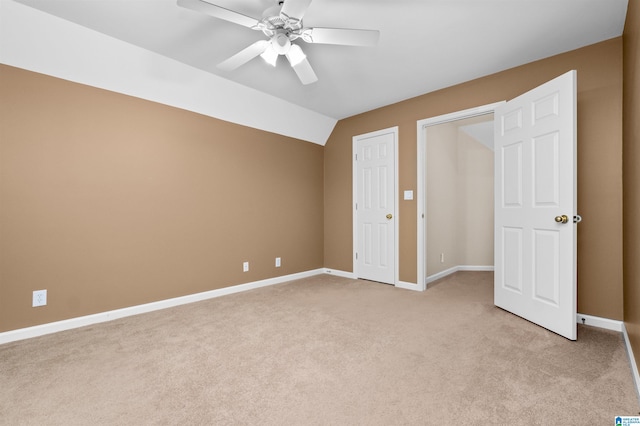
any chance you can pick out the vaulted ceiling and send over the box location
[1,0,629,144]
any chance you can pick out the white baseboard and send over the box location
[577,314,640,403]
[322,269,420,291]
[576,313,624,332]
[323,268,356,279]
[396,281,421,291]
[0,268,325,345]
[622,324,640,403]
[426,265,494,286]
[459,265,495,272]
[426,266,458,285]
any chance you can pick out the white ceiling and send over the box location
[11,0,629,120]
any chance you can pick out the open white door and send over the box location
[354,127,397,285]
[494,70,577,340]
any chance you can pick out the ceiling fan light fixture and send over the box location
[285,44,306,66]
[179,0,380,84]
[260,44,278,66]
[272,31,291,54]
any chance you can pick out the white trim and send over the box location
[396,281,421,291]
[622,324,640,403]
[352,127,399,286]
[0,269,325,345]
[417,119,427,291]
[459,265,495,272]
[322,272,420,291]
[575,313,624,332]
[323,268,357,279]
[426,266,459,285]
[416,102,505,292]
[426,265,495,285]
[575,315,640,402]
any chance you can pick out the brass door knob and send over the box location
[386,214,393,220]
[555,215,569,224]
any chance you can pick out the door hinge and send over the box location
[355,252,358,260]
[355,153,358,161]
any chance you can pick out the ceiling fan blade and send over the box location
[301,27,380,46]
[289,56,318,85]
[280,0,312,25]
[218,40,270,71]
[177,0,260,29]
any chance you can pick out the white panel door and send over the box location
[355,128,396,285]
[494,70,577,340]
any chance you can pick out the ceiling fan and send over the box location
[177,0,380,84]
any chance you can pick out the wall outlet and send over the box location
[32,289,47,307]
[275,257,281,267]
[243,261,249,272]
[440,253,445,263]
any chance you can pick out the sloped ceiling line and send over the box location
[1,0,628,144]
[0,0,337,145]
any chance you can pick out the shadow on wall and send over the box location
[426,114,494,280]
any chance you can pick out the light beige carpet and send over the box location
[0,272,638,425]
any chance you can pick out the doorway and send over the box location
[416,102,504,291]
[353,127,399,285]
[416,71,577,340]
[425,114,495,284]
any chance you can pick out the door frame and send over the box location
[353,126,399,286]
[416,102,505,291]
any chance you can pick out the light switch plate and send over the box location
[404,190,414,200]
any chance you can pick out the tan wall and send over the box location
[623,0,640,374]
[457,128,493,267]
[325,38,624,319]
[0,65,324,332]
[426,123,459,274]
[425,120,493,276]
